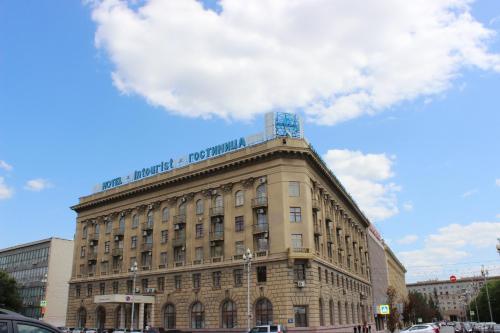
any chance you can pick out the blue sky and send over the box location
[1,0,500,282]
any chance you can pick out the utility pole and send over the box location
[130,261,138,331]
[481,266,493,322]
[243,248,253,331]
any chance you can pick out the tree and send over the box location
[0,271,22,311]
[469,279,500,323]
[387,286,400,333]
[403,291,442,324]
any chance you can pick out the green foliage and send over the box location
[387,286,400,333]
[469,279,500,322]
[403,290,442,324]
[0,270,22,311]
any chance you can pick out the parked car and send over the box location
[0,308,62,333]
[249,325,288,333]
[403,324,436,333]
[72,329,84,333]
[58,327,71,333]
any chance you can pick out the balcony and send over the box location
[172,234,186,247]
[288,247,313,259]
[312,199,320,211]
[141,243,153,252]
[210,206,224,217]
[87,252,97,262]
[113,228,124,238]
[141,222,154,232]
[326,233,334,243]
[313,223,322,235]
[173,214,186,224]
[253,223,269,234]
[112,248,123,257]
[88,234,99,246]
[209,231,224,241]
[251,196,268,208]
[254,250,268,258]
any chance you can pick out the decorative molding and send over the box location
[221,183,233,193]
[241,177,255,188]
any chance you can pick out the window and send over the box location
[213,271,222,288]
[104,241,110,254]
[162,207,169,222]
[329,299,334,325]
[113,281,119,294]
[235,241,245,255]
[174,275,182,290]
[235,216,244,232]
[222,300,237,328]
[87,283,93,296]
[157,277,165,292]
[161,230,168,243]
[193,273,201,289]
[325,269,328,283]
[235,190,244,206]
[178,202,187,215]
[127,280,133,293]
[234,269,243,287]
[291,234,303,249]
[80,246,86,257]
[294,262,306,281]
[164,304,175,329]
[106,221,112,234]
[76,285,81,297]
[16,323,54,333]
[214,195,223,208]
[257,266,267,283]
[82,226,87,239]
[196,224,203,238]
[119,216,125,231]
[131,236,137,249]
[290,207,302,222]
[318,267,321,281]
[191,302,205,329]
[255,298,273,325]
[160,252,168,266]
[338,301,342,324]
[288,181,300,197]
[0,322,8,333]
[141,278,148,291]
[319,299,324,326]
[132,214,139,228]
[294,306,308,327]
[100,282,105,295]
[256,183,267,198]
[196,199,204,215]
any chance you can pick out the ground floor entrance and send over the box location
[93,294,155,330]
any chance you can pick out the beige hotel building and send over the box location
[67,114,375,332]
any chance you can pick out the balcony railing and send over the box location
[313,223,322,235]
[251,196,268,208]
[209,231,224,241]
[288,247,312,259]
[312,199,320,211]
[210,206,224,217]
[87,252,97,262]
[141,222,154,231]
[112,248,123,257]
[326,233,334,243]
[141,243,153,252]
[172,234,186,247]
[290,247,310,253]
[113,228,124,237]
[252,223,269,234]
[173,214,186,224]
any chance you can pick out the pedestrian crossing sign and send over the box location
[378,304,390,315]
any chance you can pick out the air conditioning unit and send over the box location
[215,217,221,222]
[114,236,120,241]
[101,258,107,262]
[134,287,141,293]
[297,281,306,288]
[259,177,266,184]
[143,231,148,236]
[148,204,153,210]
[198,216,203,222]
[212,190,217,195]
[174,224,180,230]
[257,209,265,214]
[210,241,216,246]
[181,197,187,203]
[145,287,156,293]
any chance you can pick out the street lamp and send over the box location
[480,265,493,323]
[130,261,138,331]
[243,248,253,331]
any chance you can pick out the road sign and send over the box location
[418,318,423,323]
[40,300,47,307]
[470,311,475,315]
[378,304,390,315]
[450,275,457,283]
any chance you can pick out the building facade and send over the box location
[367,226,388,332]
[0,237,74,326]
[384,244,407,305]
[67,132,377,332]
[407,275,499,322]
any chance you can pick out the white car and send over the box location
[404,324,437,333]
[249,325,288,333]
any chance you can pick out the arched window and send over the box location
[132,214,139,228]
[337,301,342,324]
[319,298,324,326]
[345,302,349,324]
[147,210,154,226]
[256,183,267,198]
[351,303,355,323]
[94,223,100,235]
[255,298,273,325]
[96,306,106,331]
[162,207,169,222]
[196,199,204,215]
[106,220,112,234]
[179,202,187,216]
[164,304,175,329]
[235,191,244,207]
[119,216,125,230]
[77,307,87,328]
[191,302,204,328]
[214,195,223,208]
[82,226,87,239]
[329,299,334,325]
[221,300,237,328]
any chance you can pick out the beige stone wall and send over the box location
[385,246,407,304]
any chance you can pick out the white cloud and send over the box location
[24,179,53,192]
[323,149,399,221]
[495,179,500,187]
[399,221,500,279]
[90,0,500,124]
[0,160,13,172]
[462,188,478,198]
[496,214,500,219]
[0,177,14,199]
[403,201,414,211]
[397,234,419,245]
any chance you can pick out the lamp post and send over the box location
[481,265,493,323]
[243,248,253,331]
[130,261,138,331]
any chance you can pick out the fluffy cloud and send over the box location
[496,179,500,187]
[323,149,399,221]
[403,201,414,211]
[397,234,419,245]
[398,221,500,279]
[0,177,13,199]
[0,160,12,172]
[462,188,478,198]
[90,0,500,124]
[24,179,53,192]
